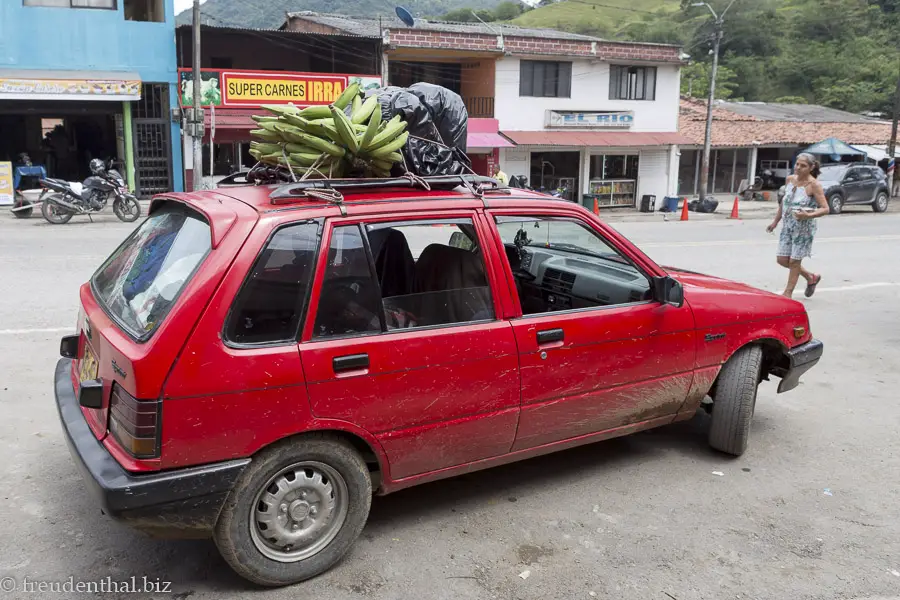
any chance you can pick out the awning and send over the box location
[0,69,141,101]
[844,144,900,162]
[468,132,515,149]
[501,130,693,147]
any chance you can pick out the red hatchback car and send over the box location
[54,175,822,587]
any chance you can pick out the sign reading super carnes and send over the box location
[223,72,346,106]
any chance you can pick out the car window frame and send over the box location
[221,218,324,349]
[301,211,505,343]
[486,209,663,321]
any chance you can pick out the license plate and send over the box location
[79,345,99,382]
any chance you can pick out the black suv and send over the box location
[817,164,890,214]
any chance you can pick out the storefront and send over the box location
[0,70,142,202]
[466,118,514,177]
[500,125,687,210]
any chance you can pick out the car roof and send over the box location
[200,179,574,215]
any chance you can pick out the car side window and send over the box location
[845,169,860,181]
[312,219,494,339]
[857,168,874,181]
[493,215,651,316]
[225,221,321,346]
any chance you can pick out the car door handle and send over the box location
[536,328,564,344]
[333,353,369,373]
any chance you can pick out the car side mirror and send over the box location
[652,276,684,308]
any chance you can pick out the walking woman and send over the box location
[766,153,830,297]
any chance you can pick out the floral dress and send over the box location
[778,182,818,260]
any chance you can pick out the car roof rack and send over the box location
[269,173,503,205]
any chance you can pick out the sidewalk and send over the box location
[598,198,778,223]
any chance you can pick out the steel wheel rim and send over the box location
[249,461,348,563]
[877,194,887,210]
[116,199,136,218]
[831,196,842,212]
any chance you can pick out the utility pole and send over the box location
[191,0,203,191]
[693,0,737,204]
[887,54,899,197]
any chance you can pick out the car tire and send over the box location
[827,194,843,215]
[708,345,763,457]
[872,191,889,213]
[214,434,372,587]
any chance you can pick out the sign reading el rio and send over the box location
[178,69,382,108]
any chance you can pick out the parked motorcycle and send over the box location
[37,159,141,225]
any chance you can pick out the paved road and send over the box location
[1,208,898,600]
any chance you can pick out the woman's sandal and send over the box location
[804,274,822,298]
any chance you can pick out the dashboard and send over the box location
[509,245,652,313]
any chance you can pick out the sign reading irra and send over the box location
[546,110,635,128]
[178,69,382,108]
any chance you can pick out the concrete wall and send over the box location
[494,57,681,133]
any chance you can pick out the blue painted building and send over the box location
[0,0,183,195]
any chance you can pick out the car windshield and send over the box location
[91,202,211,340]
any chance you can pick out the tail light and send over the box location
[108,384,161,459]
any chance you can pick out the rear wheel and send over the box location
[827,193,843,215]
[873,191,889,213]
[41,196,74,224]
[708,345,763,457]
[214,434,372,587]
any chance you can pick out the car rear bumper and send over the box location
[53,358,250,538]
[776,339,824,393]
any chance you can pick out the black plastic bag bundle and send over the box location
[369,83,471,177]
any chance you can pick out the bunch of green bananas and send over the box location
[247,83,408,179]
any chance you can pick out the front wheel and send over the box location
[827,193,843,215]
[708,345,763,457]
[872,191,889,213]
[12,195,33,219]
[113,195,141,222]
[41,195,74,224]
[214,434,372,587]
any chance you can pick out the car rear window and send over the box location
[91,202,211,340]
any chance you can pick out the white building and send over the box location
[495,50,688,210]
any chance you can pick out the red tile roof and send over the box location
[678,98,894,147]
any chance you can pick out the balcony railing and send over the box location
[464,96,494,118]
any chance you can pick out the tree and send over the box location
[493,1,523,20]
[680,62,738,99]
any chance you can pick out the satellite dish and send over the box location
[395,6,415,26]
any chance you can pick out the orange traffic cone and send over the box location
[593,197,599,216]
[680,197,689,221]
[729,195,740,219]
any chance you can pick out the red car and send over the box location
[54,175,822,587]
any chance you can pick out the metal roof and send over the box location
[175,22,381,39]
[718,101,887,124]
[285,12,604,42]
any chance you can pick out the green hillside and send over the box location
[176,0,504,29]
[512,0,681,39]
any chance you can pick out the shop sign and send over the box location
[546,110,634,128]
[0,77,141,101]
[178,69,382,108]
[0,162,14,206]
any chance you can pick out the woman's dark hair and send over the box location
[796,152,821,178]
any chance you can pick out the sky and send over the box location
[173,0,204,15]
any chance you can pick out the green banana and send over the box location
[351,95,378,125]
[251,142,283,154]
[369,131,409,158]
[330,105,359,154]
[300,105,332,120]
[289,152,329,167]
[250,129,282,142]
[284,143,319,154]
[304,120,343,143]
[258,121,281,133]
[370,158,395,172]
[333,82,360,110]
[251,115,280,123]
[361,103,382,150]
[365,116,407,152]
[281,113,310,130]
[294,131,346,158]
[261,104,300,116]
[274,123,314,144]
[351,95,362,117]
[383,151,403,164]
